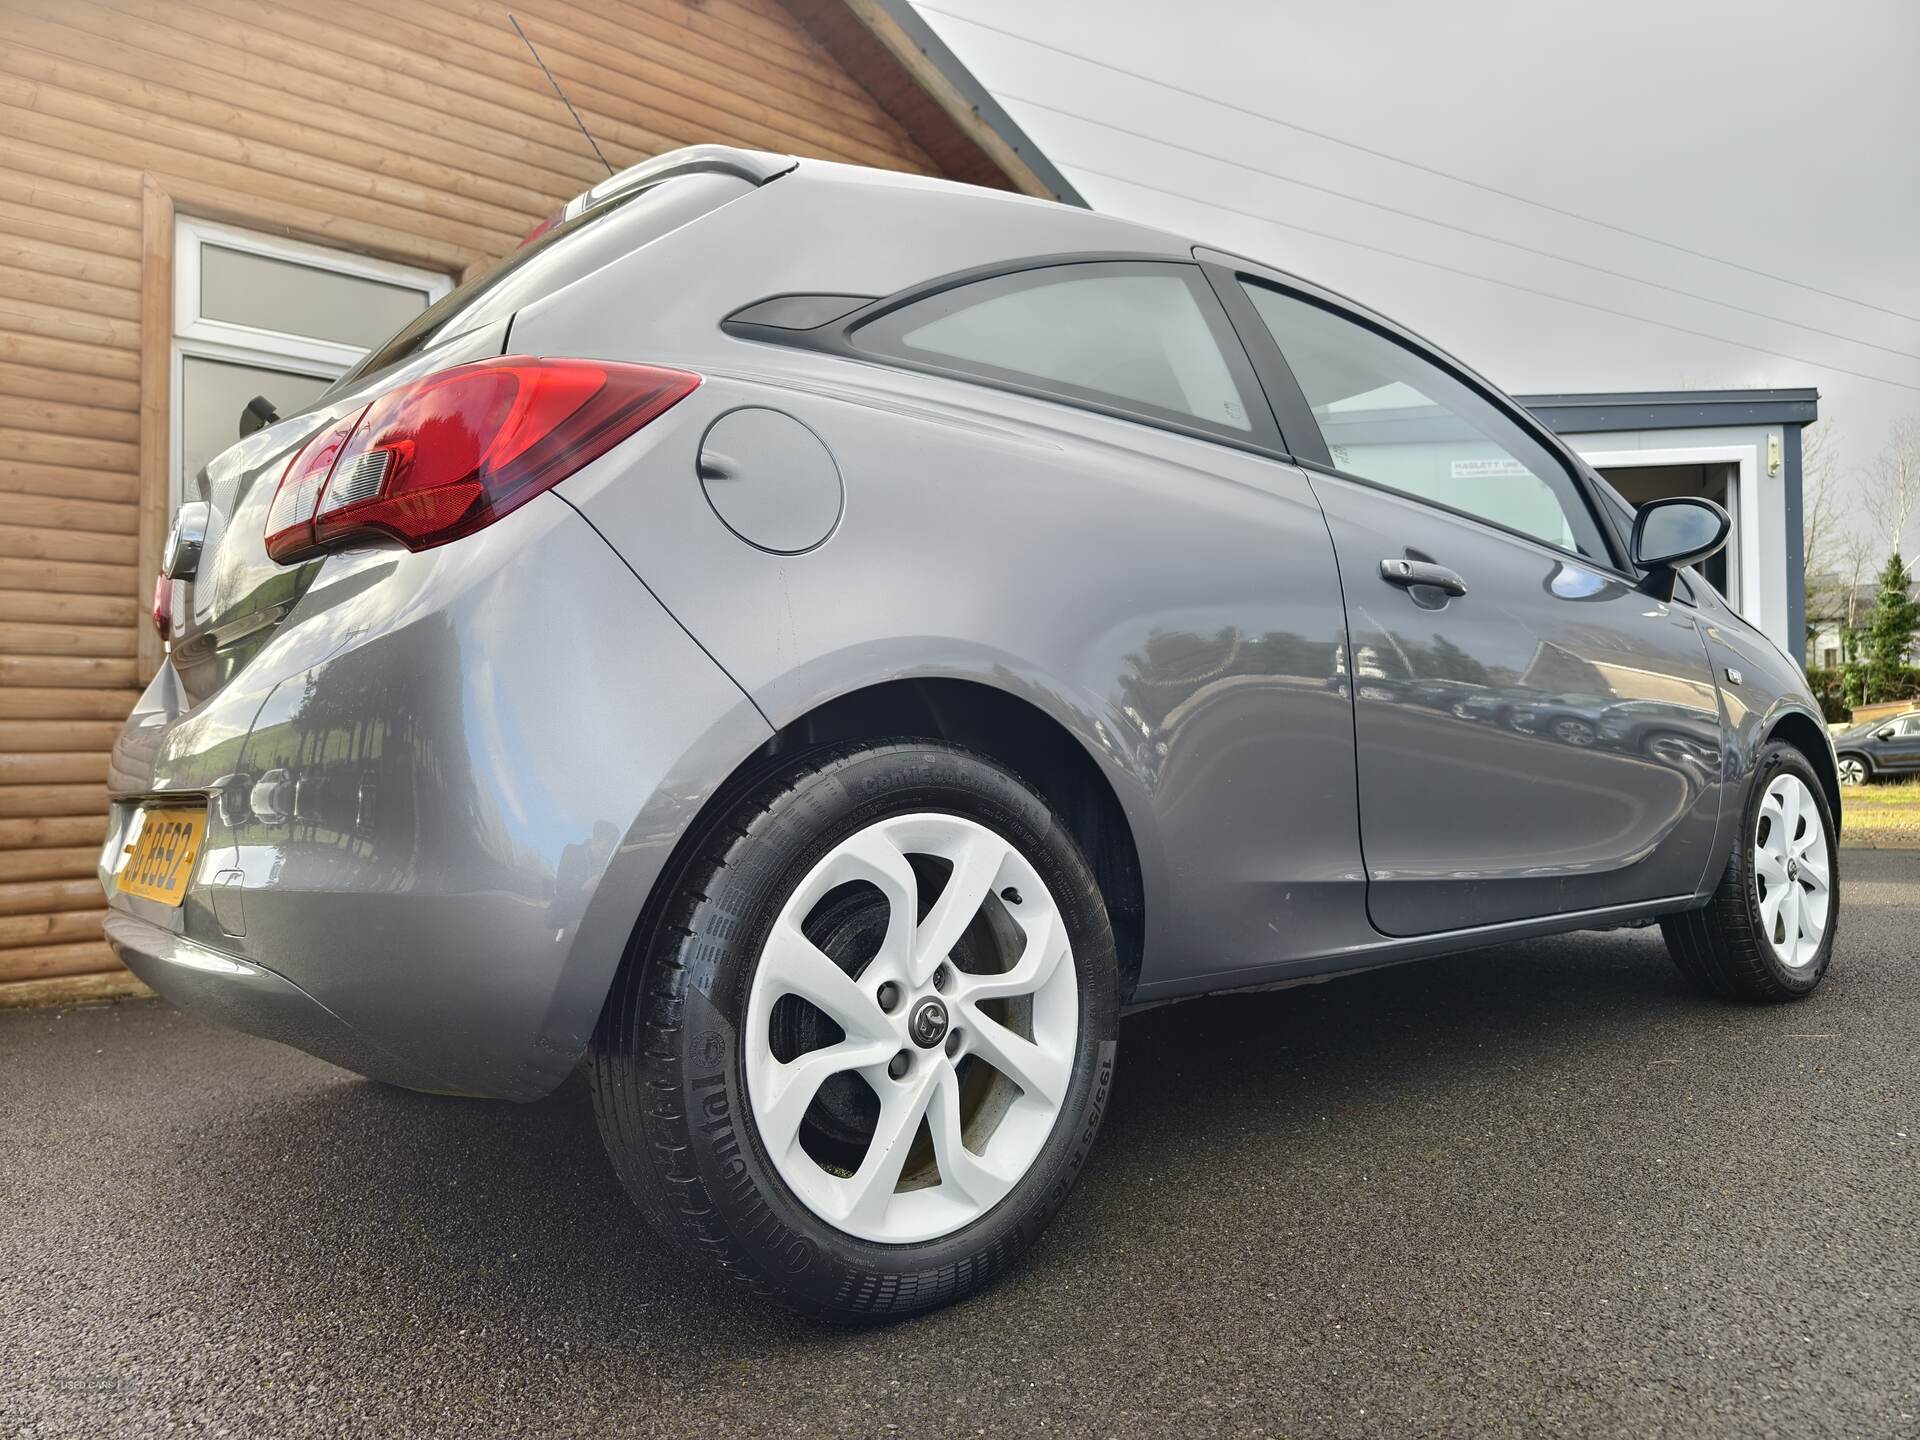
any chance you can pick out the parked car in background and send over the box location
[1446,684,1537,729]
[1599,698,1726,768]
[1833,711,1920,784]
[101,146,1841,1320]
[1505,692,1615,747]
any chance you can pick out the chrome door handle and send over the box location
[1380,558,1468,597]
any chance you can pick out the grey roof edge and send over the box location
[874,0,1088,208]
[1520,387,1820,434]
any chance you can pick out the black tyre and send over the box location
[591,740,1119,1320]
[1661,740,1838,1001]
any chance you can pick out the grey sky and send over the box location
[913,0,1920,556]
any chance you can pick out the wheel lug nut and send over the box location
[888,1051,911,1080]
[877,981,901,1013]
[933,963,950,991]
[945,1029,963,1059]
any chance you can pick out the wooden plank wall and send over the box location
[0,0,940,998]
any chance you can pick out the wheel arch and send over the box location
[576,679,1155,1106]
[739,677,1151,1001]
[603,676,1152,1007]
[1767,708,1842,825]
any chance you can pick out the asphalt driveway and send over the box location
[4,851,1917,1438]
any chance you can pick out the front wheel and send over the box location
[591,741,1119,1320]
[1661,740,1837,1001]
[1837,753,1869,786]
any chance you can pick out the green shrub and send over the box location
[1805,666,1852,724]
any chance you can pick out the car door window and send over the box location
[1899,717,1920,737]
[1239,281,1607,559]
[855,262,1260,436]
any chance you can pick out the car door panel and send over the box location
[1214,262,1728,936]
[1882,717,1920,772]
[1312,474,1725,935]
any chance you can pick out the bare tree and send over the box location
[1864,413,1920,557]
[1800,420,1843,641]
[1838,530,1878,662]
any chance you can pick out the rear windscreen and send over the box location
[335,171,755,390]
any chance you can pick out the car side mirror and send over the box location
[1877,727,1896,741]
[1631,497,1731,601]
[237,394,279,439]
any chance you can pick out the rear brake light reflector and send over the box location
[262,357,699,564]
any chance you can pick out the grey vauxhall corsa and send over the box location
[105,145,1840,1319]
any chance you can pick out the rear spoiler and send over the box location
[571,145,796,222]
[519,145,797,249]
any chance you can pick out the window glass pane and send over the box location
[200,244,430,350]
[1241,281,1604,557]
[864,266,1253,431]
[180,355,330,485]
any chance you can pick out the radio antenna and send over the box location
[509,13,615,177]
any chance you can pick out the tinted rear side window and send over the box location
[855,262,1259,435]
[338,171,755,389]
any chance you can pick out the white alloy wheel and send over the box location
[743,812,1079,1244]
[1837,755,1867,786]
[1753,773,1831,970]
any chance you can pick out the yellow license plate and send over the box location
[116,805,208,906]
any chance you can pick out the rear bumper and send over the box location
[106,912,459,1092]
[103,492,771,1100]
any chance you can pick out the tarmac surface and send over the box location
[4,849,1916,1438]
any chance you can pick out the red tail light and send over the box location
[151,572,172,641]
[263,357,699,564]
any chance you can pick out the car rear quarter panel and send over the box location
[108,494,770,1099]
[548,358,1365,994]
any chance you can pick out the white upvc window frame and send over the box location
[170,217,452,508]
[174,217,451,369]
